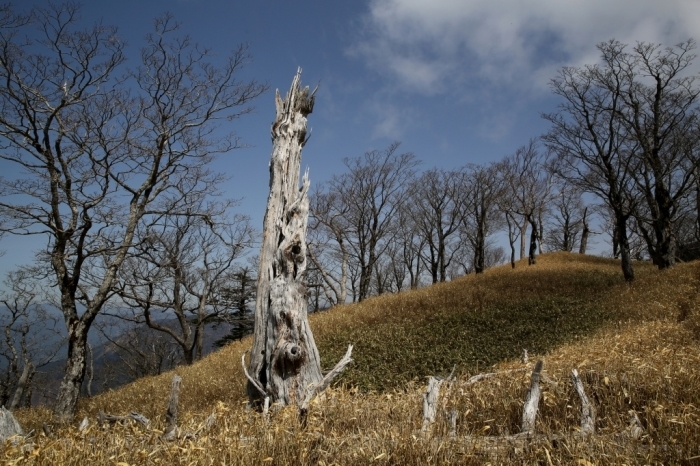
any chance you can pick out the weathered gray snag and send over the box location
[421,376,444,433]
[247,69,324,407]
[163,375,182,441]
[570,369,595,435]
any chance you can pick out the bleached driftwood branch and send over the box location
[78,417,89,431]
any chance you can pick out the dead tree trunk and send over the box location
[247,69,323,406]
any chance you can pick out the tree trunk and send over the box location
[520,221,527,259]
[53,320,90,424]
[8,362,34,411]
[474,216,486,274]
[616,214,635,282]
[527,215,538,265]
[247,70,322,406]
[579,207,589,254]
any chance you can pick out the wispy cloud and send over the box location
[350,0,700,96]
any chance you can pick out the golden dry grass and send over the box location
[7,252,700,464]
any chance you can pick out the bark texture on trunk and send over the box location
[53,318,90,424]
[247,69,322,406]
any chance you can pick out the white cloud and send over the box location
[351,0,700,95]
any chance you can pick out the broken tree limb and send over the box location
[628,410,644,440]
[78,417,89,432]
[97,411,150,428]
[242,351,270,417]
[162,375,182,441]
[300,344,353,417]
[130,412,150,428]
[571,369,595,435]
[521,360,543,434]
[242,351,266,398]
[448,409,458,439]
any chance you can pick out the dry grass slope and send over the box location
[7,252,700,464]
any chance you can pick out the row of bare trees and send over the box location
[309,38,700,304]
[306,140,573,305]
[544,39,700,281]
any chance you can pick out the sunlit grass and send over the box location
[8,252,700,464]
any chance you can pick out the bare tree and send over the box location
[499,141,553,265]
[316,143,419,301]
[545,184,587,252]
[395,201,426,289]
[0,270,62,409]
[461,163,504,274]
[307,188,350,306]
[0,5,266,421]
[616,40,700,269]
[543,42,639,281]
[116,201,254,365]
[97,319,180,382]
[412,169,463,283]
[578,206,594,254]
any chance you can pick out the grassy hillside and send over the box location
[8,252,700,464]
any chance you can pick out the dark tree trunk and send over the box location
[474,217,486,274]
[579,208,589,254]
[616,214,635,282]
[527,215,538,265]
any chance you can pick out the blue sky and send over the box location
[2,0,699,278]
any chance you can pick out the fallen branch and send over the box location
[162,375,182,441]
[97,411,150,428]
[465,367,529,386]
